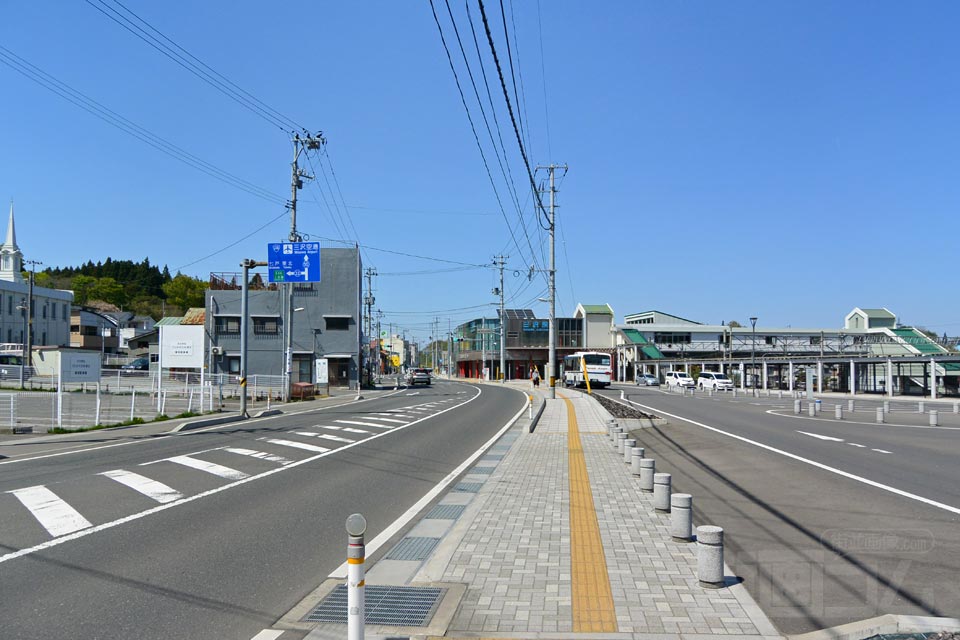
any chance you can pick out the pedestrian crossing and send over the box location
[1,398,463,548]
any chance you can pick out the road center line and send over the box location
[626,399,960,516]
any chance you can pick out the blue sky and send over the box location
[2,1,958,341]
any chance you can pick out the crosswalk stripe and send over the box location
[312,433,355,443]
[8,485,93,537]
[340,427,369,434]
[316,425,342,430]
[335,420,393,429]
[165,456,249,480]
[100,469,184,503]
[364,416,406,424]
[263,439,330,453]
[223,448,293,466]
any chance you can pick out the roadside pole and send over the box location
[346,514,367,640]
[240,258,267,418]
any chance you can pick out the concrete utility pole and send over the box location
[285,131,324,399]
[492,255,508,382]
[23,260,41,373]
[537,164,567,399]
[240,258,267,418]
[363,268,377,384]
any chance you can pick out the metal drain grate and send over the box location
[305,584,445,626]
[425,504,466,519]
[385,536,440,561]
[454,482,483,493]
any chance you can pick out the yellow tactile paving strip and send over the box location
[564,396,618,633]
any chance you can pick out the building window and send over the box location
[215,316,241,335]
[227,357,240,374]
[765,336,777,345]
[51,303,56,320]
[810,336,822,345]
[63,304,68,319]
[253,317,279,335]
[654,332,691,344]
[325,317,350,331]
[6,329,10,342]
[42,304,47,319]
[7,296,11,315]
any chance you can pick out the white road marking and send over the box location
[8,485,93,537]
[406,392,420,396]
[366,416,407,424]
[249,630,284,640]
[335,420,393,429]
[847,443,867,448]
[797,431,845,442]
[162,456,249,480]
[99,469,184,503]
[340,427,369,434]
[873,449,893,454]
[223,448,293,466]
[297,432,354,444]
[262,439,330,453]
[0,382,483,566]
[625,399,960,516]
[317,424,341,430]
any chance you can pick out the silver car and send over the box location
[636,373,660,386]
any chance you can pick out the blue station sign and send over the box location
[268,242,321,283]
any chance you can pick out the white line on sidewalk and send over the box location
[162,456,249,480]
[627,399,960,516]
[8,485,93,537]
[223,448,294,466]
[262,439,330,453]
[99,469,184,503]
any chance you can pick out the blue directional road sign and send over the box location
[268,242,321,283]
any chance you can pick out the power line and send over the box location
[173,207,290,271]
[303,231,493,268]
[0,45,285,205]
[499,0,529,153]
[535,0,553,159]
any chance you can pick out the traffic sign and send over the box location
[268,242,321,283]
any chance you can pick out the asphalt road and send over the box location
[600,384,960,635]
[0,380,524,640]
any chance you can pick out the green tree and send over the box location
[33,272,53,288]
[162,274,207,311]
[89,277,127,307]
[71,275,97,305]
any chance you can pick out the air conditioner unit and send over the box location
[211,346,224,356]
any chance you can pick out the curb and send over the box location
[169,413,247,432]
[787,614,960,640]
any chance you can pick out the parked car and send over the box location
[636,373,660,386]
[697,371,734,391]
[406,367,432,386]
[122,357,149,371]
[665,371,695,389]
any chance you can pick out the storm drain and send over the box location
[425,504,466,519]
[467,466,495,474]
[385,536,440,561]
[453,482,483,493]
[305,584,445,626]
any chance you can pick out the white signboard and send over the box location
[315,358,329,384]
[159,325,205,368]
[60,350,101,383]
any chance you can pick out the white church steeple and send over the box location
[0,201,25,284]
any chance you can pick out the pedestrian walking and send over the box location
[531,367,541,388]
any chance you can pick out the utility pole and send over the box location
[240,258,268,418]
[492,255,508,382]
[363,268,377,385]
[23,260,41,375]
[537,164,567,399]
[284,131,324,400]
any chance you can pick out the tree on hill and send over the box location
[162,274,208,312]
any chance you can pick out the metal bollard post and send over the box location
[794,399,802,414]
[623,438,636,464]
[848,399,855,412]
[697,526,725,588]
[918,401,924,414]
[610,426,622,442]
[815,399,822,413]
[346,513,367,640]
[639,458,655,492]
[883,400,890,414]
[876,407,885,424]
[617,432,628,454]
[930,410,939,427]
[607,419,618,438]
[835,405,843,420]
[654,473,672,512]
[808,401,816,417]
[671,494,693,542]
[630,447,645,475]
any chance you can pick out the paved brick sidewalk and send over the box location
[413,386,783,638]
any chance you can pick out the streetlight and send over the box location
[750,317,758,389]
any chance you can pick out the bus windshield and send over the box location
[582,354,610,366]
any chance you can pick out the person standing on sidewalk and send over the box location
[531,366,541,388]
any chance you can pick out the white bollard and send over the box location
[130,388,137,421]
[654,473,672,512]
[954,402,959,414]
[630,447,645,475]
[794,399,802,414]
[671,494,693,542]
[918,401,924,414]
[778,390,783,399]
[623,438,636,464]
[639,458,655,492]
[876,407,885,424]
[732,388,737,398]
[610,426,622,442]
[620,389,625,400]
[346,514,367,640]
[697,526,725,588]
[815,399,822,413]
[617,432,628,454]
[884,400,890,414]
[835,405,843,420]
[808,402,816,417]
[930,410,939,427]
[848,399,855,412]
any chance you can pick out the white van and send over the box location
[665,371,695,389]
[697,371,734,391]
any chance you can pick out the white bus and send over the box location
[562,351,612,388]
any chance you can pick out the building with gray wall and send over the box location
[205,247,362,388]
